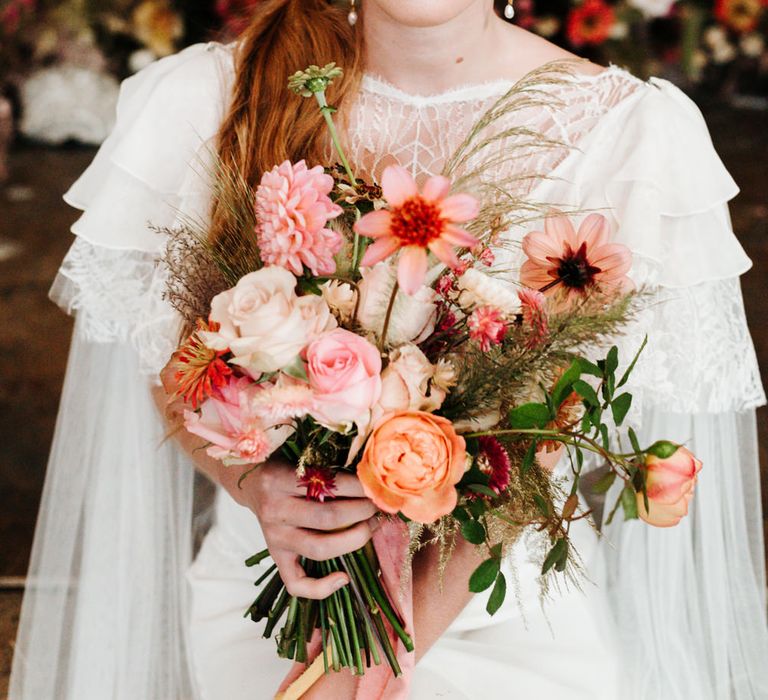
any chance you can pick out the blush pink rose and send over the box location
[637,445,702,528]
[306,329,382,431]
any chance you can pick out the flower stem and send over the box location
[315,91,357,186]
[379,280,400,351]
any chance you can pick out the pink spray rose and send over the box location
[201,266,336,375]
[637,445,702,528]
[184,375,293,466]
[256,159,343,276]
[306,328,382,432]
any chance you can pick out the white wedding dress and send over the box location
[10,42,768,700]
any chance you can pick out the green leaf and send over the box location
[592,470,617,495]
[646,440,679,459]
[576,357,603,378]
[489,542,503,558]
[551,361,582,408]
[468,484,499,499]
[508,402,552,429]
[620,486,639,521]
[468,498,486,519]
[605,346,619,376]
[542,538,567,575]
[533,493,550,518]
[282,356,308,381]
[611,392,633,426]
[600,424,610,450]
[628,426,642,456]
[452,506,470,523]
[554,539,570,572]
[521,440,538,475]
[572,379,600,408]
[469,557,500,593]
[461,519,487,545]
[486,573,507,616]
[617,335,648,388]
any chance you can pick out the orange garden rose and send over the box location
[357,411,467,524]
[637,446,702,528]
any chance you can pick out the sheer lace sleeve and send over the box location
[49,42,235,378]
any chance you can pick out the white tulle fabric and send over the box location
[11,41,767,699]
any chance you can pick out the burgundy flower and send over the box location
[298,466,337,503]
[477,437,512,495]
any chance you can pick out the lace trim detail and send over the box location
[618,276,766,415]
[50,237,179,379]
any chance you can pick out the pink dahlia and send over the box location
[520,213,632,303]
[468,306,507,352]
[256,159,344,277]
[355,166,480,295]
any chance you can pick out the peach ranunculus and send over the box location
[358,411,466,524]
[355,165,480,295]
[201,266,336,375]
[637,445,702,527]
[306,328,382,432]
[357,261,438,346]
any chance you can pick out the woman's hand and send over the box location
[153,368,379,601]
[228,459,380,600]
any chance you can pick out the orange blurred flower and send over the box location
[715,0,765,33]
[566,0,616,47]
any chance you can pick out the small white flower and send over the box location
[740,33,765,58]
[432,358,457,392]
[320,280,356,324]
[534,16,560,38]
[608,21,629,41]
[704,26,729,50]
[712,41,737,65]
[456,268,521,317]
[627,0,676,18]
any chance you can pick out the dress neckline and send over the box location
[360,64,628,106]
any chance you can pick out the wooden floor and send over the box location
[0,102,766,696]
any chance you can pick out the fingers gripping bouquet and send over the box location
[161,63,702,696]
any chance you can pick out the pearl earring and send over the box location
[348,0,358,26]
[504,1,514,20]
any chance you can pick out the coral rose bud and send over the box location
[357,411,466,524]
[637,446,702,528]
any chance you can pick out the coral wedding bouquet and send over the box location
[161,63,701,692]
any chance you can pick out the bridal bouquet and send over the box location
[160,63,701,693]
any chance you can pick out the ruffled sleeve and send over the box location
[50,42,235,376]
[572,77,765,415]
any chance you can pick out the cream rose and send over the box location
[202,266,329,374]
[357,261,437,346]
[379,345,446,416]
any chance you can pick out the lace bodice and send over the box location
[347,66,641,188]
[51,43,765,414]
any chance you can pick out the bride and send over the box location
[10,1,768,698]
